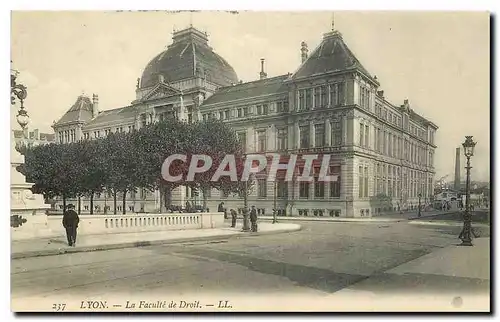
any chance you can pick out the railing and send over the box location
[46,212,224,236]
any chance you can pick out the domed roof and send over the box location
[140,27,239,88]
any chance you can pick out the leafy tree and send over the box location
[188,119,246,210]
[18,142,80,211]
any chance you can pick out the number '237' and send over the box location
[52,303,66,311]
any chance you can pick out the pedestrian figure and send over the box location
[185,200,192,213]
[250,205,258,232]
[230,209,237,228]
[62,204,79,247]
[218,202,227,219]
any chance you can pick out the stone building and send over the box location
[52,23,438,217]
[13,127,55,149]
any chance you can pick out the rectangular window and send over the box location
[258,179,267,198]
[320,85,327,107]
[329,84,338,106]
[331,121,342,146]
[364,125,369,147]
[314,87,321,108]
[298,90,305,110]
[277,128,288,151]
[314,124,325,147]
[237,132,247,152]
[238,108,242,117]
[330,167,341,198]
[338,82,345,105]
[359,166,364,198]
[314,169,325,198]
[263,104,269,115]
[224,110,230,119]
[299,125,310,149]
[257,130,267,152]
[276,101,283,113]
[283,99,289,112]
[359,123,364,146]
[243,107,249,116]
[364,166,369,197]
[256,105,262,115]
[277,180,288,198]
[305,88,313,109]
[299,182,310,198]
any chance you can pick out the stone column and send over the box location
[325,119,332,146]
[267,125,276,151]
[342,114,348,145]
[247,126,255,152]
[294,123,300,149]
[309,122,315,148]
[287,123,294,150]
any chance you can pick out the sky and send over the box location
[10,11,490,182]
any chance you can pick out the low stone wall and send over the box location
[12,212,225,240]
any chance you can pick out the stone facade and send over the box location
[51,25,438,218]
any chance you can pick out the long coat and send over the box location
[250,208,257,222]
[62,209,80,228]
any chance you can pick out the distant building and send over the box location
[13,127,55,149]
[51,23,438,217]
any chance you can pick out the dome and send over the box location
[140,27,239,88]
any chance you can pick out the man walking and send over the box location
[250,205,258,232]
[218,201,227,219]
[230,209,237,228]
[62,204,79,247]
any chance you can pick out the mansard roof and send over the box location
[201,75,289,107]
[53,95,94,126]
[82,105,137,129]
[291,30,374,81]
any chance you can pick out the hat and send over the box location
[67,204,75,209]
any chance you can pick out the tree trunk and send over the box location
[159,186,165,213]
[164,186,172,210]
[62,195,66,212]
[202,186,208,211]
[77,196,81,215]
[113,189,118,214]
[90,192,94,215]
[122,190,127,214]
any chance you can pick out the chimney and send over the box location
[454,147,461,191]
[92,94,99,118]
[259,58,267,80]
[158,74,164,83]
[404,99,409,105]
[300,41,308,63]
[377,90,384,98]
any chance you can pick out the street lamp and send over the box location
[241,155,251,232]
[272,180,277,224]
[417,193,422,217]
[11,68,30,130]
[459,136,476,246]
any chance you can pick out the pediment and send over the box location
[142,83,182,102]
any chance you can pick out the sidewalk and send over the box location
[258,210,458,223]
[330,237,491,311]
[11,222,301,260]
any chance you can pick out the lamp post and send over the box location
[417,193,422,217]
[241,155,251,232]
[272,180,277,224]
[459,136,476,246]
[11,68,30,130]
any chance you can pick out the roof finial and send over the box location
[331,12,335,31]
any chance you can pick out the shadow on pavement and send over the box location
[347,272,490,295]
[162,246,368,294]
